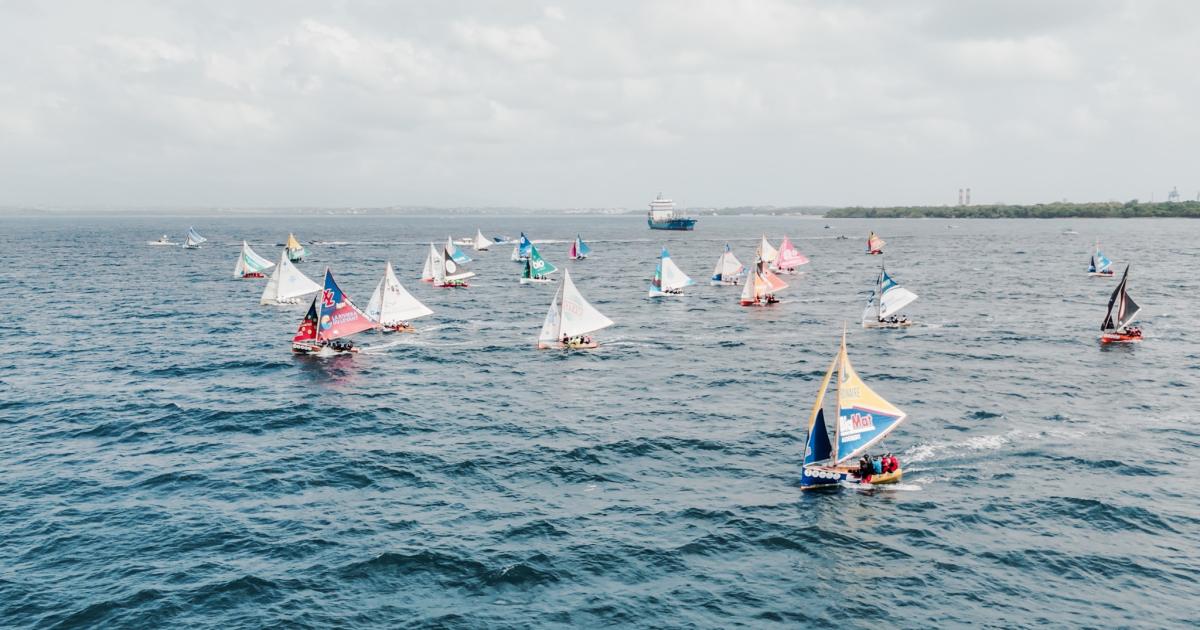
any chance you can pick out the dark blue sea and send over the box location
[2,215,1198,628]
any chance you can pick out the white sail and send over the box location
[537,288,563,347]
[559,269,613,337]
[233,241,276,278]
[739,272,756,302]
[420,243,440,281]
[184,227,207,247]
[878,286,918,318]
[366,261,433,325]
[473,229,492,251]
[660,254,694,291]
[261,250,321,304]
[759,235,778,263]
[442,247,475,281]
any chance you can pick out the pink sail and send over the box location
[316,269,379,341]
[775,236,809,270]
[568,240,578,259]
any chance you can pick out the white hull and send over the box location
[537,341,599,350]
[863,320,913,329]
[262,297,305,306]
[292,342,358,356]
[1089,272,1115,278]
[711,279,741,286]
[648,289,684,298]
[520,277,556,284]
[148,241,177,246]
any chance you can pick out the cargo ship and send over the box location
[647,193,697,230]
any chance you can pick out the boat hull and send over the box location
[1089,271,1115,278]
[711,278,741,286]
[382,324,415,333]
[538,341,599,350]
[291,342,359,356]
[520,277,555,284]
[647,218,697,230]
[801,464,903,490]
[867,250,883,255]
[435,281,469,288]
[863,320,913,329]
[261,298,305,306]
[648,289,684,297]
[1100,331,1142,344]
[238,272,267,279]
[740,297,779,307]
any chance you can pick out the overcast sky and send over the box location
[1,0,1196,209]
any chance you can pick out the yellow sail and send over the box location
[833,333,907,464]
[286,233,302,251]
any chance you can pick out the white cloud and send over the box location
[452,21,556,62]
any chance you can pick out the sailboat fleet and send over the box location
[150,219,1150,493]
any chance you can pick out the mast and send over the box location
[831,325,847,463]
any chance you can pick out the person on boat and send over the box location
[872,456,883,475]
[562,334,570,345]
[858,455,872,482]
[1121,326,1142,338]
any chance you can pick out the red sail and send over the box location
[293,299,319,342]
[317,269,379,341]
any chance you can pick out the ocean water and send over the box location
[1,215,1198,628]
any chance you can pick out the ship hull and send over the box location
[648,218,698,230]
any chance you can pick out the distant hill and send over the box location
[825,200,1200,218]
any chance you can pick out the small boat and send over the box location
[772,235,810,274]
[647,193,697,230]
[492,235,513,244]
[434,243,475,288]
[862,262,917,328]
[866,231,885,255]
[420,243,441,282]
[568,235,591,260]
[511,232,532,262]
[233,241,276,279]
[824,225,831,230]
[365,261,433,332]
[291,269,379,355]
[835,235,849,241]
[520,244,558,284]
[453,236,474,247]
[148,235,177,246]
[758,235,779,264]
[183,227,207,249]
[445,236,473,264]
[1088,240,1114,277]
[537,269,614,349]
[801,329,909,490]
[648,246,695,297]
[260,250,322,305]
[472,229,492,252]
[710,243,746,286]
[1100,265,1143,344]
[285,233,309,262]
[1063,228,1079,236]
[739,258,787,306]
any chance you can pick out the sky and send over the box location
[0,0,1196,209]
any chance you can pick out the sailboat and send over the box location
[739,258,788,306]
[472,229,492,252]
[648,246,695,297]
[261,250,322,305]
[511,233,533,262]
[291,269,380,355]
[445,236,473,264]
[758,235,779,264]
[710,243,746,286]
[801,329,908,489]
[520,244,558,284]
[433,244,475,288]
[862,262,918,328]
[183,227,207,249]
[773,236,810,273]
[420,243,441,282]
[866,231,885,255]
[285,233,308,262]
[537,269,614,350]
[1100,265,1143,344]
[365,261,433,332]
[568,235,591,260]
[1088,241,1114,277]
[233,241,276,279]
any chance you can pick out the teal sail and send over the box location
[523,244,557,278]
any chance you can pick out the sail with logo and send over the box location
[445,236,472,265]
[183,226,207,249]
[648,246,694,297]
[366,261,433,332]
[710,243,745,286]
[261,249,322,305]
[773,236,809,273]
[233,241,276,279]
[568,235,591,260]
[292,268,379,355]
[536,269,613,350]
[434,244,475,288]
[862,262,918,328]
[511,233,533,262]
[1088,240,1114,277]
[285,233,308,262]
[801,329,908,489]
[1100,265,1143,343]
[521,244,558,284]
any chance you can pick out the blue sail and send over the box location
[518,233,532,258]
[577,236,591,256]
[804,409,833,465]
[1096,252,1112,272]
[881,270,898,293]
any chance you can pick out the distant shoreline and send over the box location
[826,201,1200,219]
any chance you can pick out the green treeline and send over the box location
[825,200,1200,219]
